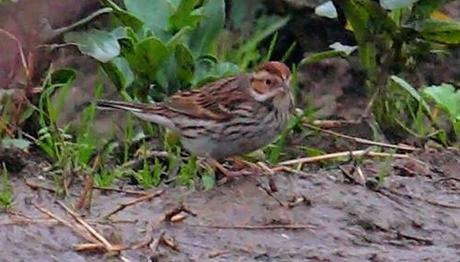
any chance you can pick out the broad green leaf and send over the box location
[299,50,347,65]
[167,26,193,48]
[315,1,338,19]
[202,173,215,191]
[123,0,174,40]
[423,83,460,120]
[380,0,419,10]
[111,27,128,40]
[1,138,31,150]
[411,0,452,19]
[131,37,169,80]
[189,0,225,55]
[415,19,460,44]
[335,0,397,43]
[169,0,202,31]
[50,68,76,84]
[101,57,134,90]
[102,0,144,32]
[65,29,120,63]
[390,76,423,102]
[174,44,195,84]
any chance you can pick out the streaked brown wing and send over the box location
[164,76,250,122]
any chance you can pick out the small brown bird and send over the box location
[97,61,294,176]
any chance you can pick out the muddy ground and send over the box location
[0,148,459,262]
[1,1,460,261]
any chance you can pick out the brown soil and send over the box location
[1,149,459,262]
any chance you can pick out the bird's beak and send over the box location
[279,80,290,93]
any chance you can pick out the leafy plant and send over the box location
[423,83,460,137]
[0,163,13,210]
[36,68,106,178]
[308,0,460,141]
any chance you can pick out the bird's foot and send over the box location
[205,158,262,178]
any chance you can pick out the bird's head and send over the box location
[249,61,291,102]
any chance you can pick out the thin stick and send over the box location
[304,122,417,151]
[188,224,316,230]
[57,201,115,252]
[0,28,29,79]
[311,119,361,128]
[277,150,409,166]
[121,150,169,169]
[104,189,165,218]
[73,243,128,252]
[25,179,58,193]
[33,203,96,243]
[93,186,148,196]
[76,174,94,210]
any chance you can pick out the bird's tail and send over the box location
[96,99,177,131]
[96,99,148,113]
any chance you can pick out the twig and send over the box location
[131,221,155,250]
[303,122,417,151]
[73,243,128,252]
[164,204,196,222]
[104,189,165,218]
[93,186,148,196]
[150,231,165,250]
[33,203,96,243]
[188,224,316,230]
[76,174,94,211]
[382,188,460,209]
[338,165,360,184]
[120,151,169,169]
[25,179,57,193]
[277,150,409,166]
[396,231,433,245]
[0,217,58,226]
[256,182,286,207]
[56,201,116,252]
[42,7,113,41]
[433,177,460,185]
[0,28,29,79]
[311,119,361,128]
[269,165,310,176]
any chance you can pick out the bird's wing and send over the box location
[164,76,251,122]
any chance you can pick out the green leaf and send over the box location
[202,173,215,191]
[390,76,422,101]
[50,68,76,84]
[380,0,419,10]
[131,37,169,80]
[123,0,174,40]
[335,0,397,43]
[193,61,240,86]
[65,29,120,63]
[169,0,202,31]
[1,138,31,150]
[111,27,129,40]
[423,83,460,120]
[189,0,225,55]
[174,44,195,84]
[411,0,451,19]
[167,26,193,48]
[299,50,347,65]
[101,57,134,90]
[102,0,144,33]
[415,19,460,44]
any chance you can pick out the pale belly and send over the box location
[180,111,290,160]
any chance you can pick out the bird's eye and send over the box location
[265,79,272,85]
